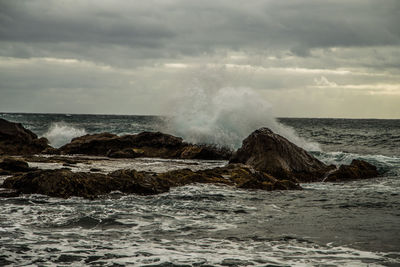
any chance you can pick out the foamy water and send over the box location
[0,113,399,266]
[43,122,86,148]
[166,86,320,151]
[1,180,399,266]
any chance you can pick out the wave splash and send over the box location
[43,122,86,148]
[167,86,320,151]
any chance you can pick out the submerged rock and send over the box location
[229,128,330,182]
[324,159,379,182]
[59,131,232,160]
[0,118,51,155]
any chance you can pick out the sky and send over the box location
[0,0,399,118]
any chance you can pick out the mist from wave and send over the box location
[165,85,320,151]
[43,122,87,148]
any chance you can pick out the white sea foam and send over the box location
[43,122,86,148]
[167,85,320,151]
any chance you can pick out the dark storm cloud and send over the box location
[1,0,399,65]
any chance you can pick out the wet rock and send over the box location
[107,148,144,158]
[1,163,301,199]
[60,131,232,160]
[324,159,379,182]
[180,144,232,160]
[41,147,60,155]
[230,128,332,182]
[0,188,20,198]
[3,168,170,199]
[158,163,302,191]
[109,169,170,194]
[59,133,118,155]
[0,118,51,155]
[0,157,35,172]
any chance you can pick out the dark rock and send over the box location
[324,159,379,182]
[180,144,232,160]
[0,188,20,198]
[0,118,51,155]
[109,169,170,194]
[62,163,76,167]
[158,163,302,191]
[2,163,301,199]
[230,128,329,182]
[41,147,60,155]
[107,148,144,158]
[60,131,232,160]
[59,133,118,155]
[3,168,170,199]
[0,157,34,172]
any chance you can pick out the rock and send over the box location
[59,133,118,155]
[0,157,34,172]
[3,168,170,199]
[107,148,144,158]
[158,163,302,191]
[109,169,170,194]
[41,147,60,155]
[1,163,301,199]
[60,131,232,160]
[324,159,379,182]
[180,145,232,160]
[0,118,51,155]
[230,128,329,182]
[0,188,20,198]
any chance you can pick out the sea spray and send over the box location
[166,86,320,151]
[43,122,86,148]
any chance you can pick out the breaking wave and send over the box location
[167,86,320,151]
[43,122,86,148]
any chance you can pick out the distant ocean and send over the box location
[1,112,399,266]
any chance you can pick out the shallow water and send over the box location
[0,114,399,266]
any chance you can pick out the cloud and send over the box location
[1,0,399,65]
[0,0,399,118]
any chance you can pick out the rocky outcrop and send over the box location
[0,118,50,155]
[158,163,301,191]
[324,159,379,182]
[59,131,232,160]
[3,168,170,199]
[2,163,301,199]
[229,128,331,182]
[0,157,36,174]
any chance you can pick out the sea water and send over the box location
[0,113,399,266]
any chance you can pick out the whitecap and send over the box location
[43,122,86,148]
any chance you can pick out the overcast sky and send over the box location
[0,0,399,118]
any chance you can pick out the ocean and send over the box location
[0,113,399,266]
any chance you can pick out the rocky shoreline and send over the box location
[0,118,379,199]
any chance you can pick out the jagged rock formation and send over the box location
[324,159,379,182]
[229,128,332,182]
[2,163,301,199]
[230,128,379,183]
[0,157,36,174]
[0,124,381,199]
[0,118,50,155]
[59,131,232,160]
[3,168,170,199]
